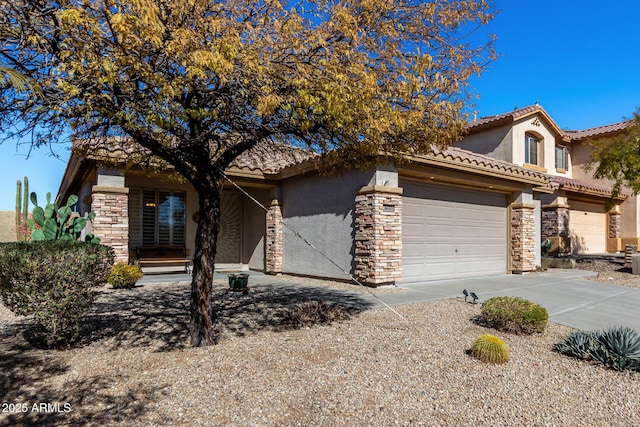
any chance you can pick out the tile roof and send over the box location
[425,145,551,182]
[229,141,318,173]
[564,120,632,141]
[468,104,632,142]
[467,104,545,130]
[73,137,318,174]
[549,175,625,199]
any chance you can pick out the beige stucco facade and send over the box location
[59,138,555,285]
[459,104,632,255]
[459,109,571,177]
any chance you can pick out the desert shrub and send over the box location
[480,296,548,335]
[281,300,345,328]
[0,241,114,348]
[471,334,510,364]
[555,326,640,372]
[108,262,144,289]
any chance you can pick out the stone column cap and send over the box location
[356,185,403,195]
[92,185,130,194]
[541,203,570,209]
[511,202,536,209]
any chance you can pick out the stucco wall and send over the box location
[511,117,570,176]
[242,188,269,270]
[0,211,16,242]
[460,114,572,178]
[534,195,542,266]
[620,195,640,238]
[570,142,599,183]
[281,169,373,280]
[457,124,512,160]
[570,141,638,239]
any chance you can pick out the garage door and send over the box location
[569,201,606,254]
[401,181,508,282]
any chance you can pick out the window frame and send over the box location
[141,189,187,246]
[524,134,539,165]
[555,145,568,171]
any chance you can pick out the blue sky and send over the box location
[1,0,639,211]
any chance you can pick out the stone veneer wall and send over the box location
[91,186,129,262]
[265,200,283,274]
[609,211,621,239]
[541,206,569,238]
[511,204,536,272]
[353,186,402,286]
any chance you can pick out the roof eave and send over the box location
[402,153,553,192]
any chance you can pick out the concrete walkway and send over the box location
[397,270,640,332]
[137,269,640,332]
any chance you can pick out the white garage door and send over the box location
[402,181,508,282]
[569,201,606,254]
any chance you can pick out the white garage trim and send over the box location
[401,181,508,282]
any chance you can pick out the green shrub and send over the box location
[480,296,548,335]
[0,241,114,348]
[471,334,510,364]
[555,326,640,372]
[108,262,144,289]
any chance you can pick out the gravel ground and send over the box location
[1,269,639,426]
[576,257,640,288]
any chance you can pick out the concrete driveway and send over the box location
[397,270,640,332]
[136,269,640,332]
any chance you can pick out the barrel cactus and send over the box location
[471,334,510,364]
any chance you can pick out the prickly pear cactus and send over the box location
[26,192,99,242]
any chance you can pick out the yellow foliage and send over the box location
[0,0,495,167]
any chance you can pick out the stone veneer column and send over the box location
[265,200,283,274]
[541,205,569,237]
[541,204,570,253]
[609,211,621,238]
[91,186,130,262]
[511,203,536,273]
[354,185,402,286]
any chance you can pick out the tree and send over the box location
[586,110,640,201]
[0,0,495,346]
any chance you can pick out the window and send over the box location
[142,190,186,245]
[555,146,568,170]
[525,135,539,165]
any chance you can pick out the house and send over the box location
[58,136,554,285]
[457,104,633,255]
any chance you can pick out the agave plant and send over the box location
[592,326,640,372]
[596,326,640,359]
[554,331,594,360]
[556,326,640,372]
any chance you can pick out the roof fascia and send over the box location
[402,153,552,190]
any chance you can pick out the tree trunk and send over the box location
[189,183,222,346]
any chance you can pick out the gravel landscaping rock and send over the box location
[1,276,638,426]
[576,257,640,289]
